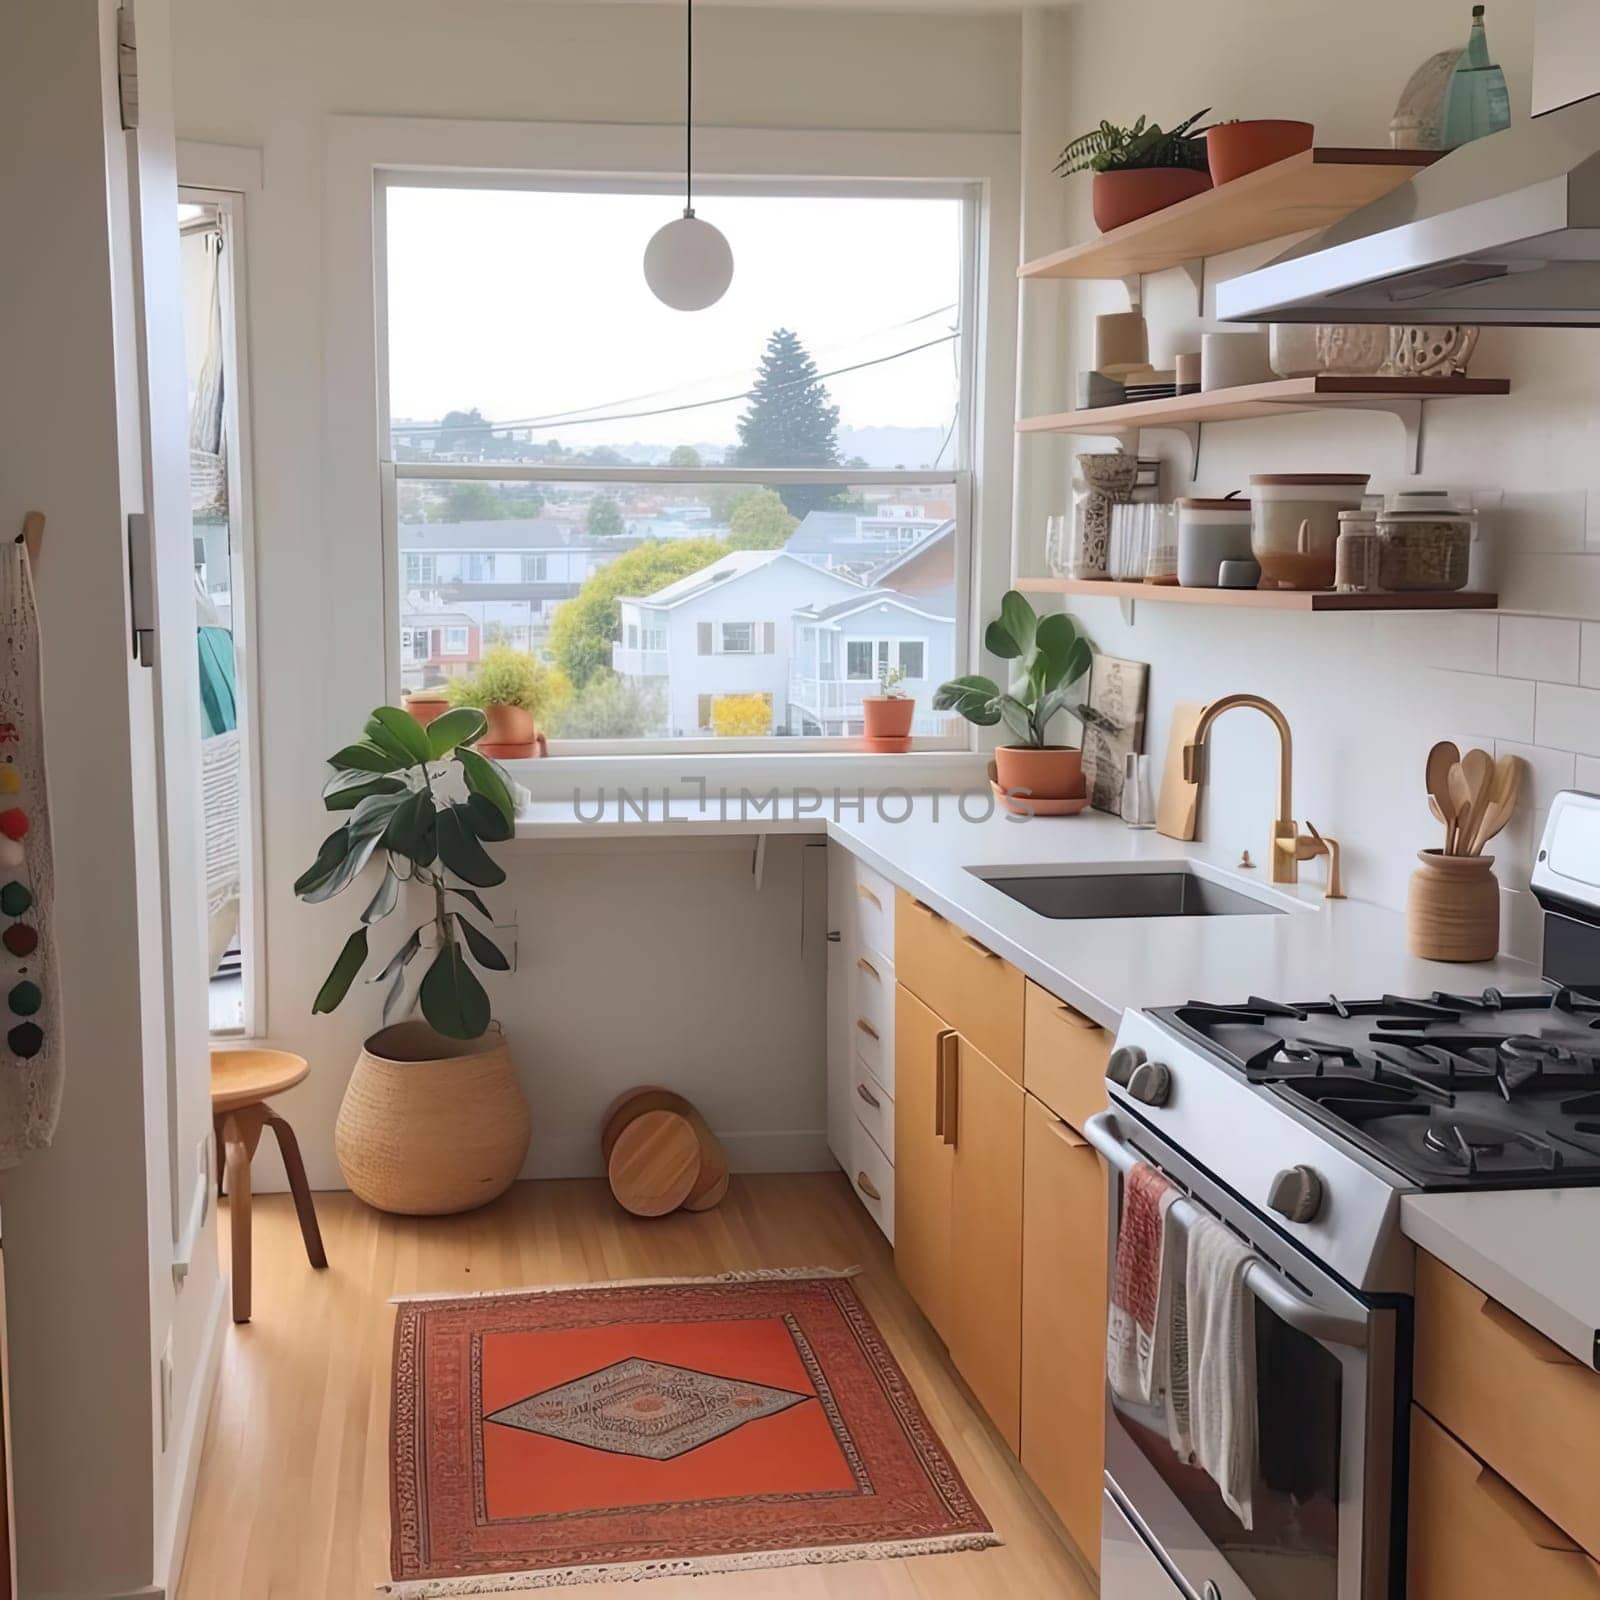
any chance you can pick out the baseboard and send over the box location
[529,1129,834,1181]
[27,1586,164,1599]
[152,1275,227,1596]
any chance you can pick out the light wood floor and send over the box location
[177,1174,1096,1600]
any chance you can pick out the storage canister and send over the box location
[1376,494,1473,591]
[1334,508,1382,593]
[1249,473,1370,590]
[1177,496,1254,587]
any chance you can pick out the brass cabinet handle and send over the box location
[855,1171,882,1202]
[856,955,880,981]
[939,1032,960,1146]
[855,1017,880,1042]
[910,899,940,920]
[959,932,1000,961]
[1479,1292,1579,1365]
[1055,1000,1101,1031]
[934,1027,957,1138]
[855,1081,881,1110]
[855,882,883,910]
[1047,1116,1089,1149]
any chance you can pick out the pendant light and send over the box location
[643,0,733,311]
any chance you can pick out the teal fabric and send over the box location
[197,626,238,736]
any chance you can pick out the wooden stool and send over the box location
[211,1048,328,1324]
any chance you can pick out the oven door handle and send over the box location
[1084,1110,1370,1350]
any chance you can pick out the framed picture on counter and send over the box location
[1082,653,1149,816]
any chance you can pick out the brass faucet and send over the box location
[1182,694,1304,886]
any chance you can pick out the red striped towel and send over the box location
[1107,1162,1180,1408]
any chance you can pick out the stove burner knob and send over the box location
[1106,1044,1146,1087]
[1268,1165,1324,1224]
[1127,1060,1172,1107]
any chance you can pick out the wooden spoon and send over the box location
[1468,754,1524,855]
[1426,741,1460,845]
[1457,748,1495,855]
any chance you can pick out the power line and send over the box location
[393,310,959,437]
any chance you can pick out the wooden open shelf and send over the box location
[1019,578,1499,612]
[1017,375,1510,437]
[1019,148,1441,282]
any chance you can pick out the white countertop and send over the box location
[513,792,1597,1363]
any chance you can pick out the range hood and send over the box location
[1218,0,1600,326]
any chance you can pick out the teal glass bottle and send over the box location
[1441,5,1512,149]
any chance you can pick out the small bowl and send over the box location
[1218,557,1263,589]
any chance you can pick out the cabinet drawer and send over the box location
[850,1114,894,1243]
[851,863,895,966]
[851,950,894,1091]
[1023,979,1110,1129]
[1409,1405,1600,1599]
[895,890,1024,1083]
[851,1055,895,1162]
[1415,1252,1600,1557]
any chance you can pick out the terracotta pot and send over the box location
[993,745,1086,801]
[336,1020,531,1215]
[478,702,545,759]
[1407,850,1499,963]
[861,696,915,742]
[1206,119,1314,186]
[403,690,450,728]
[1092,168,1212,233]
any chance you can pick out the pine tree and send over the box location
[732,329,841,516]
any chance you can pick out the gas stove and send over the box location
[1154,984,1600,1190]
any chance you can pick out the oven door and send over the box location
[1085,1109,1402,1600]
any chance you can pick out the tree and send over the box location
[549,538,727,688]
[732,328,841,516]
[557,673,667,739]
[428,481,503,522]
[711,693,774,738]
[434,407,495,455]
[725,488,798,551]
[587,494,624,539]
[668,445,703,468]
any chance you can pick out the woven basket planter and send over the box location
[336,1021,530,1214]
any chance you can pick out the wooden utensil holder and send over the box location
[1407,849,1499,962]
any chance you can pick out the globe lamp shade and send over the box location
[643,211,733,312]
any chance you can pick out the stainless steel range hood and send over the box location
[1218,0,1600,326]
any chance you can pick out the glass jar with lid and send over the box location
[1376,491,1474,591]
[1335,508,1382,593]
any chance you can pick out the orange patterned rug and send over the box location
[386,1268,998,1594]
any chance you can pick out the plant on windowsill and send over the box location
[445,645,571,759]
[1055,108,1215,233]
[861,662,915,751]
[294,703,530,1214]
[934,591,1095,815]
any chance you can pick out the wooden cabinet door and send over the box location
[948,1036,1025,1453]
[1021,1093,1108,1568]
[894,984,954,1339]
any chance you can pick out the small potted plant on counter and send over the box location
[294,702,530,1214]
[934,591,1095,815]
[1056,108,1214,232]
[445,645,570,759]
[861,662,915,751]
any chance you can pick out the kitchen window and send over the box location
[375,168,995,753]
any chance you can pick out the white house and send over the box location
[612,550,863,736]
[785,505,948,580]
[789,590,955,737]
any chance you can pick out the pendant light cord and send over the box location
[684,0,694,217]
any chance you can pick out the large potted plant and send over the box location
[1056,109,1214,232]
[934,591,1094,813]
[445,645,568,759]
[861,662,915,751]
[295,704,530,1214]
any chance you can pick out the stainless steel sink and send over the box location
[970,865,1286,920]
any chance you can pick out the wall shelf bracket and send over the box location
[1356,397,1425,475]
[1179,255,1205,315]
[1119,595,1138,626]
[1120,273,1142,310]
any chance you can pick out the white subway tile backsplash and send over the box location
[1582,621,1600,688]
[1496,614,1580,682]
[1577,754,1600,793]
[1534,682,1600,757]
[1376,611,1499,673]
[1502,490,1587,553]
[1418,668,1537,743]
[1493,740,1576,809]
[1589,490,1600,550]
[1498,552,1600,616]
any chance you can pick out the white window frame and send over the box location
[324,116,1019,773]
[442,625,469,655]
[179,166,268,1040]
[719,622,755,656]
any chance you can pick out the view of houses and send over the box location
[396,487,957,739]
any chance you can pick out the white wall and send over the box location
[170,0,1021,1191]
[1018,0,1597,965]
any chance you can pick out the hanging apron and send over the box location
[0,541,60,1166]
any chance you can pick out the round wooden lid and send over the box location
[607,1109,700,1217]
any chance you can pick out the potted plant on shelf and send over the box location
[445,645,568,759]
[1056,109,1214,233]
[402,686,450,728]
[1205,118,1314,186]
[861,662,915,751]
[934,591,1095,815]
[294,703,530,1214]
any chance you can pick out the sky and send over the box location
[384,187,964,457]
